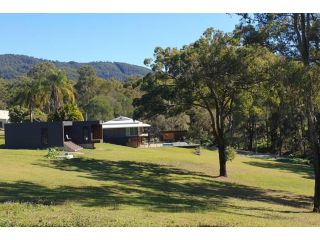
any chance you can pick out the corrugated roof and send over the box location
[102,116,150,129]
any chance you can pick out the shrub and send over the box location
[46,148,59,159]
[8,105,29,123]
[225,146,236,162]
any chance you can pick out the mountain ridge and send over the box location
[0,54,150,81]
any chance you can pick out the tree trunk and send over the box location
[306,97,320,212]
[294,13,320,213]
[29,106,33,123]
[313,151,320,212]
[218,144,227,177]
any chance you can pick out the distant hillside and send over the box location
[0,54,151,81]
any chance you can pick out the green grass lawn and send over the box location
[0,132,319,226]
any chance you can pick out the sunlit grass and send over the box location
[0,140,318,226]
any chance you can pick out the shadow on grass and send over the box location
[0,157,312,215]
[245,158,314,180]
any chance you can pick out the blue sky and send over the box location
[0,14,240,66]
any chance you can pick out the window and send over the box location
[41,128,48,146]
[125,128,138,136]
[125,128,130,136]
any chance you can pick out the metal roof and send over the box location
[102,116,151,129]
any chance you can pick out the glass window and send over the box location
[125,128,138,136]
[130,128,138,136]
[125,128,130,136]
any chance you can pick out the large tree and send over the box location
[134,28,274,177]
[28,62,76,113]
[238,13,320,212]
[45,70,75,111]
[75,65,99,116]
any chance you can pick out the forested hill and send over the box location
[0,54,151,81]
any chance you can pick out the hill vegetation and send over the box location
[0,54,150,82]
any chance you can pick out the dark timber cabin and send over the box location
[4,121,103,151]
[102,116,150,147]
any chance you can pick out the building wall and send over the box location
[5,122,64,149]
[71,121,102,145]
[103,127,146,147]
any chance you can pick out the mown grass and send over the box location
[0,132,319,226]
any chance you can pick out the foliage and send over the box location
[0,80,11,109]
[86,96,113,121]
[33,108,48,122]
[45,148,60,159]
[75,65,99,113]
[134,28,275,176]
[48,104,84,122]
[8,105,29,123]
[225,146,236,162]
[28,62,76,112]
[11,76,47,122]
[237,13,320,212]
[74,67,138,121]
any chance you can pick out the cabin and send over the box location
[102,116,150,147]
[160,130,187,142]
[0,110,9,129]
[4,121,103,151]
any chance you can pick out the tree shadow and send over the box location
[0,157,310,215]
[245,158,314,180]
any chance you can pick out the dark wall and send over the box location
[5,122,64,149]
[104,128,126,138]
[104,137,129,146]
[71,121,102,145]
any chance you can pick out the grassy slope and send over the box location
[0,132,319,226]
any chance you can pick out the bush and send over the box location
[45,148,59,159]
[225,146,236,162]
[33,108,48,122]
[9,105,29,123]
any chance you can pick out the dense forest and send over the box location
[0,54,150,81]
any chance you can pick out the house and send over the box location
[160,130,187,142]
[102,116,150,147]
[4,121,103,151]
[0,110,9,129]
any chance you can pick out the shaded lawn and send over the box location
[245,157,314,180]
[0,158,311,211]
[0,143,319,226]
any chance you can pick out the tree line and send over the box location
[0,62,140,123]
[133,14,320,212]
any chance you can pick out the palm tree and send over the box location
[13,77,47,122]
[44,70,75,112]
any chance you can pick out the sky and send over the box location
[0,14,241,67]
